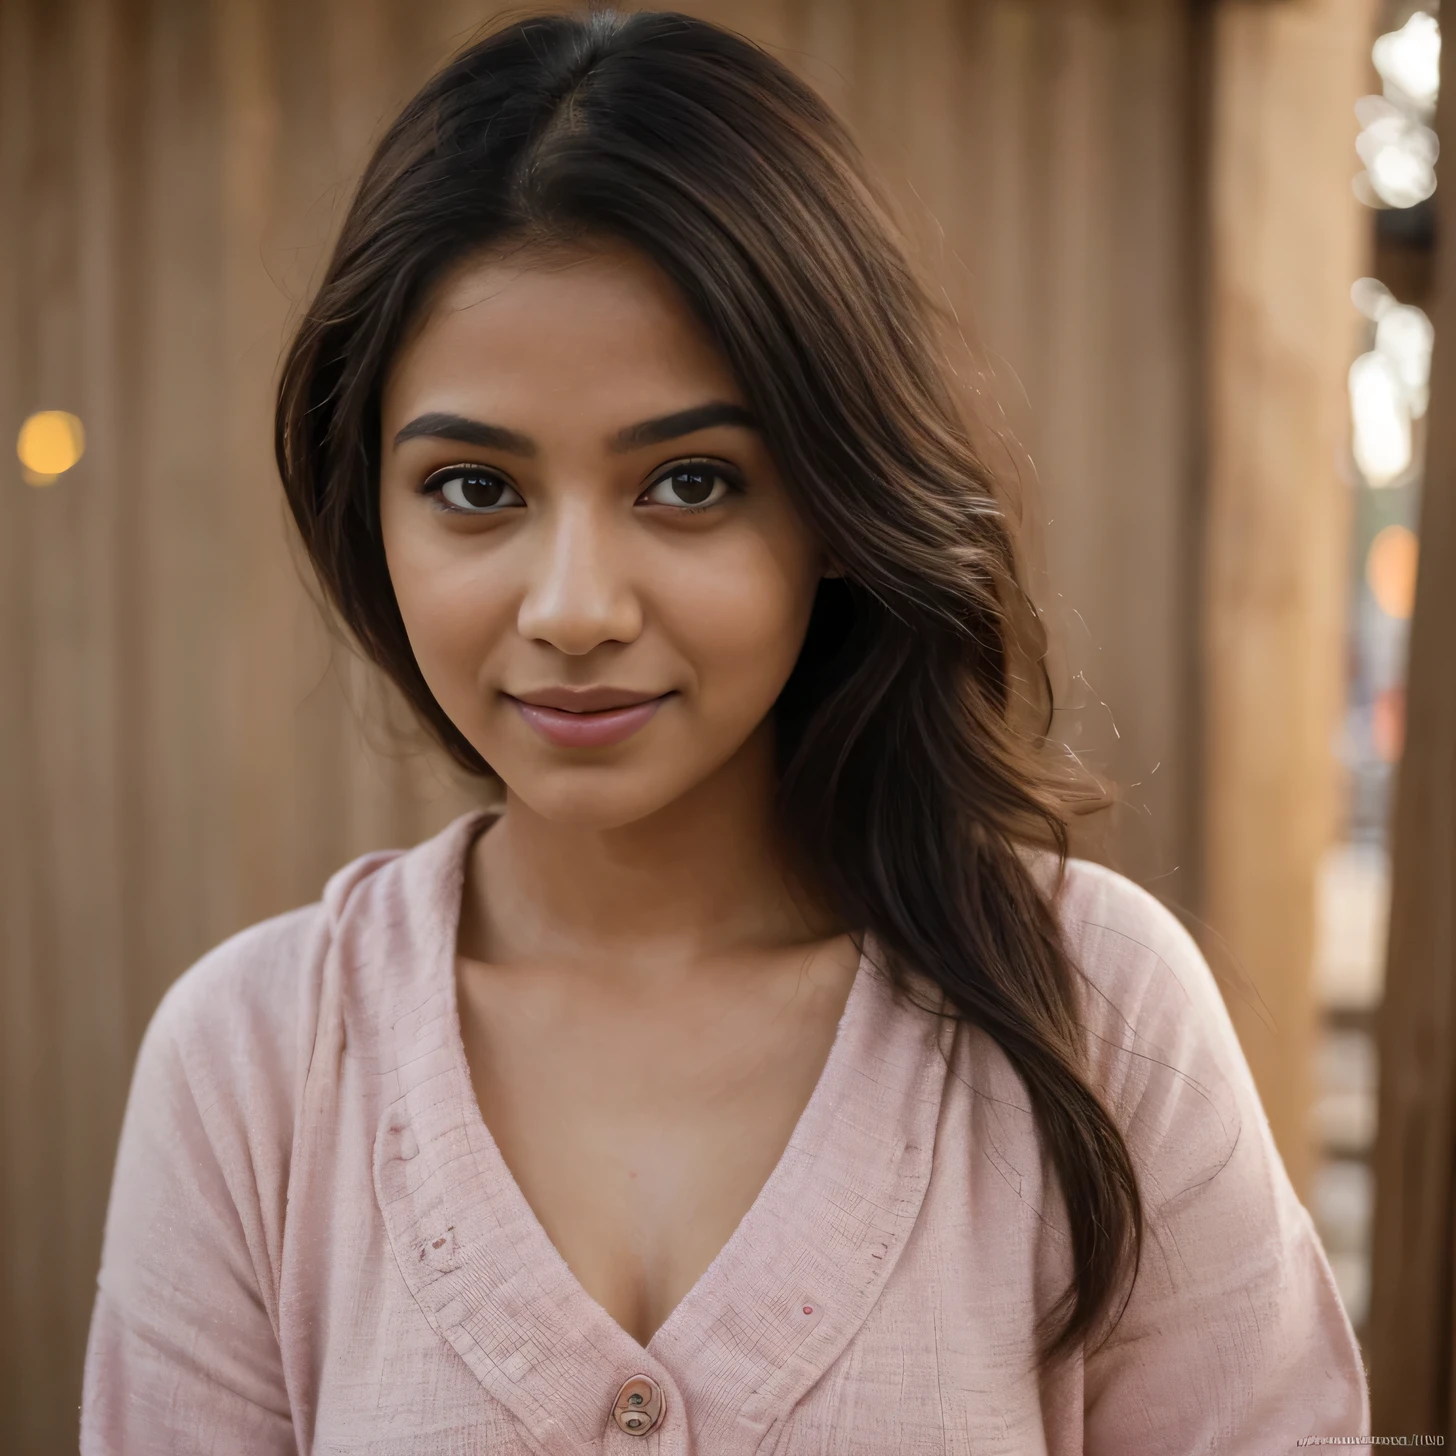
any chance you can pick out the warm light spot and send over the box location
[1372,687,1406,764]
[1366,524,1419,619]
[17,409,85,486]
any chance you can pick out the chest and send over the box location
[293,946,1057,1452]
[455,951,856,1346]
[298,1065,1054,1455]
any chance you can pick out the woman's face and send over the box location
[378,240,828,830]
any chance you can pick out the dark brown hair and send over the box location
[276,7,1140,1364]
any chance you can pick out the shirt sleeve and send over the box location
[1064,864,1370,1455]
[81,949,302,1455]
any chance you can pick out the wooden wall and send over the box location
[1203,0,1375,1202]
[3,1,1357,1448]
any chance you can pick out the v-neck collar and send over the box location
[368,810,950,1454]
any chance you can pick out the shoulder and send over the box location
[1047,858,1234,1041]
[1032,870,1366,1433]
[1041,857,1259,1175]
[1053,859,1228,1024]
[99,817,487,1317]
[134,808,491,1136]
[142,847,407,1112]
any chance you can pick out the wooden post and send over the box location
[1203,0,1375,1199]
[1367,22,1456,1433]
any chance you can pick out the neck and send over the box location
[463,721,838,973]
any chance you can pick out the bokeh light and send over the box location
[1371,687,1406,765]
[1353,10,1441,210]
[1365,523,1419,621]
[1349,352,1412,485]
[1373,11,1441,115]
[1375,303,1435,415]
[17,410,86,487]
[1354,98,1438,209]
[1348,280,1433,487]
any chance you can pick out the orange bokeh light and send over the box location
[1365,524,1419,620]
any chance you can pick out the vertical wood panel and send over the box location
[132,0,232,1020]
[1,9,65,1442]
[1367,20,1456,1430]
[3,3,118,1439]
[56,0,136,1391]
[1203,0,1375,1197]
[219,0,296,930]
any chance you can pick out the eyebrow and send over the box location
[391,400,758,455]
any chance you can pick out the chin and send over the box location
[495,761,697,832]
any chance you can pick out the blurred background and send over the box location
[2,0,1453,1448]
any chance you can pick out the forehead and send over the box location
[383,240,743,422]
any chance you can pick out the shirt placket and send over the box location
[641,958,951,1453]
[375,993,698,1452]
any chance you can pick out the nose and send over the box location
[515,501,643,655]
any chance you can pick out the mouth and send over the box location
[503,687,675,750]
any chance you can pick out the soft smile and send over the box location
[504,687,675,749]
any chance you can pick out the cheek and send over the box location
[658,532,820,715]
[383,521,512,717]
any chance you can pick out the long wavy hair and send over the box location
[275,7,1140,1365]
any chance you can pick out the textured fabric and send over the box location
[82,809,1369,1454]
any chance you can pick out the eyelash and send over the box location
[648,458,744,513]
[418,458,745,515]
[419,464,520,515]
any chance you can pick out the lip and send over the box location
[505,688,674,749]
[512,685,665,713]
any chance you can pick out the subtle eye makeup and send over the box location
[418,457,746,516]
[638,459,744,512]
[421,464,524,513]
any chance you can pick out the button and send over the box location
[611,1374,664,1436]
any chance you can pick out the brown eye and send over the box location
[426,467,524,514]
[641,463,736,510]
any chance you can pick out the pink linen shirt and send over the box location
[82,809,1369,1454]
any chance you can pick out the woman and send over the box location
[82,10,1368,1453]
